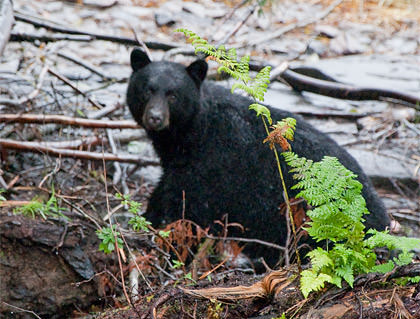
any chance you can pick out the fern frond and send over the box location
[249,104,272,125]
[251,66,271,101]
[231,82,256,96]
[306,247,333,271]
[300,270,333,298]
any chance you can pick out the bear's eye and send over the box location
[142,87,153,100]
[167,93,177,104]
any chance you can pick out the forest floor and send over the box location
[0,0,419,318]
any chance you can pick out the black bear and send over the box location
[126,48,390,264]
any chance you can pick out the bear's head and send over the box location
[126,48,208,133]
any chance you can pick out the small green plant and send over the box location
[172,259,185,269]
[96,225,123,254]
[183,272,197,285]
[0,188,6,201]
[128,214,151,232]
[159,230,171,238]
[13,190,67,220]
[207,299,224,319]
[283,152,420,297]
[115,193,142,214]
[115,193,151,232]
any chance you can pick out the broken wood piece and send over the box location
[0,138,159,165]
[182,268,294,300]
[0,113,139,129]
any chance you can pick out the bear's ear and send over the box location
[186,60,208,87]
[130,48,151,71]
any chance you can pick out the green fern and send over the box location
[283,152,420,298]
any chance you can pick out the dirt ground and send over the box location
[0,0,419,318]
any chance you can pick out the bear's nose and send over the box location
[143,107,168,131]
[148,113,162,126]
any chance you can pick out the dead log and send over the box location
[280,68,420,109]
[0,211,152,317]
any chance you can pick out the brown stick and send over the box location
[0,139,159,165]
[0,113,140,129]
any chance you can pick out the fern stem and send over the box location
[262,117,302,271]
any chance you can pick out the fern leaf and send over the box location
[300,270,332,298]
[248,103,272,125]
[307,247,333,271]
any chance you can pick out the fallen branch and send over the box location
[10,32,93,43]
[280,68,420,109]
[32,137,101,149]
[0,138,159,165]
[0,113,139,129]
[262,62,420,108]
[14,11,178,50]
[182,268,294,300]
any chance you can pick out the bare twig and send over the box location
[0,138,159,165]
[31,136,101,149]
[206,234,286,251]
[57,51,113,81]
[217,3,257,45]
[120,232,153,293]
[1,302,42,319]
[60,197,103,229]
[107,129,122,184]
[87,103,122,120]
[0,113,139,129]
[47,67,103,109]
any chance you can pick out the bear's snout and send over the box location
[142,98,170,131]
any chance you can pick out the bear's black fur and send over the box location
[126,48,390,264]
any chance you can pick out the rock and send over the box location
[330,32,367,55]
[155,12,176,27]
[306,39,327,56]
[347,148,417,181]
[315,24,340,38]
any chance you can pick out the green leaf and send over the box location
[300,270,332,298]
[159,230,171,238]
[371,261,395,274]
[172,260,184,269]
[249,103,272,124]
[307,247,333,272]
